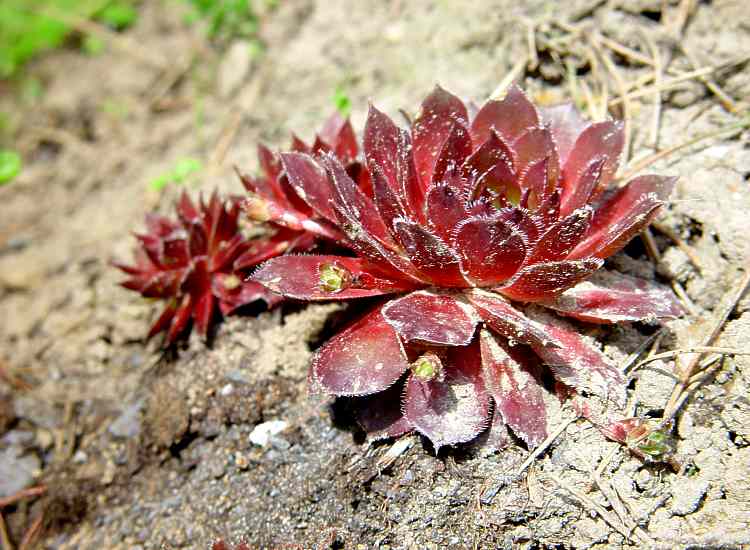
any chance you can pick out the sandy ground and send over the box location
[1,0,749,548]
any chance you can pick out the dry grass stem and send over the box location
[632,346,750,374]
[671,280,699,317]
[549,475,647,544]
[619,114,750,180]
[651,222,703,272]
[621,328,666,373]
[490,57,529,100]
[661,267,750,423]
[517,413,578,475]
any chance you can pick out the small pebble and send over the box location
[249,420,288,447]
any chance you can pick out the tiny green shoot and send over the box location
[0,150,22,185]
[333,85,352,117]
[149,158,203,191]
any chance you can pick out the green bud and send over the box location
[319,263,350,293]
[411,353,441,382]
[223,274,242,290]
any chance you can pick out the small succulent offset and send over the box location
[253,85,683,450]
[114,191,296,345]
[117,113,359,346]
[238,111,363,245]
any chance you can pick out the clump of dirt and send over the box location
[1,0,749,548]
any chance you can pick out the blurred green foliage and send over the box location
[183,0,260,44]
[149,158,203,191]
[0,150,22,185]
[0,0,138,78]
[333,84,352,117]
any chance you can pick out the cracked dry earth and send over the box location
[1,0,749,548]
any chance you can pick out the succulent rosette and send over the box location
[116,113,364,345]
[253,85,683,450]
[115,192,306,345]
[238,112,365,244]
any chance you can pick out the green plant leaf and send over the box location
[82,34,104,55]
[333,85,351,116]
[0,150,22,185]
[95,2,137,30]
[149,158,203,191]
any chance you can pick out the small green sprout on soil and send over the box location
[332,84,352,117]
[0,149,22,185]
[148,157,203,192]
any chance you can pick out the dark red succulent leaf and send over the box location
[479,330,548,447]
[312,306,410,396]
[115,191,296,346]
[403,340,491,450]
[251,85,682,449]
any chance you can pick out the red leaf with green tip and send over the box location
[570,175,677,260]
[470,85,539,147]
[382,290,479,345]
[403,341,491,450]
[480,331,548,447]
[412,86,469,190]
[313,307,409,396]
[498,258,603,302]
[253,255,417,300]
[541,270,684,323]
[453,213,527,286]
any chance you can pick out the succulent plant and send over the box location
[114,191,305,345]
[116,113,362,346]
[253,85,683,450]
[237,111,364,244]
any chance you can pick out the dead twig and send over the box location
[619,114,750,180]
[517,412,578,475]
[489,57,529,100]
[631,346,750,374]
[549,475,646,544]
[608,55,750,107]
[660,267,750,424]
